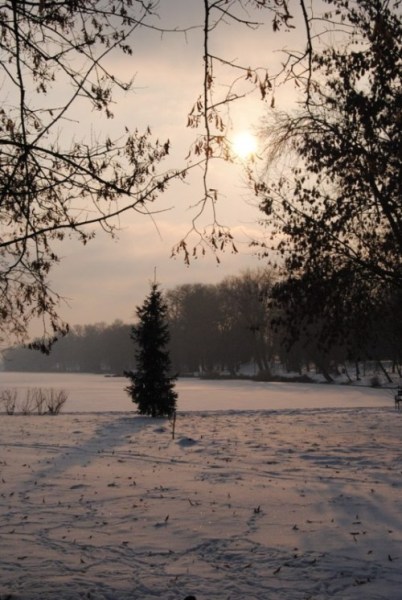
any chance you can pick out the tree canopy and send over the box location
[255,0,402,348]
[0,0,310,349]
[2,0,397,354]
[0,1,181,349]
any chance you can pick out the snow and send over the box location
[0,372,394,412]
[0,375,401,599]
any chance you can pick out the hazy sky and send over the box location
[45,0,308,331]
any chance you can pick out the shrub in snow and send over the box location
[46,389,68,414]
[31,388,47,415]
[0,388,17,415]
[20,393,35,415]
[0,388,68,415]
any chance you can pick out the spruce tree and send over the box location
[125,283,177,417]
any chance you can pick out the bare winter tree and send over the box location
[0,1,185,349]
[0,0,318,350]
[174,0,302,263]
[254,0,402,350]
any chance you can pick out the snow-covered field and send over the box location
[1,375,401,599]
[0,372,395,412]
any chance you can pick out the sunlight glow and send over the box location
[232,131,257,159]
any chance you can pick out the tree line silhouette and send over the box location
[3,270,400,382]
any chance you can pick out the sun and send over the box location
[232,131,258,159]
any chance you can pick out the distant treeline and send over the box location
[3,270,401,381]
[3,321,134,374]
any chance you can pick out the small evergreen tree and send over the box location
[125,283,177,417]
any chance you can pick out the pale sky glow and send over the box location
[28,1,308,336]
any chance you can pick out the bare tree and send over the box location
[0,0,320,350]
[0,1,184,349]
[255,0,402,349]
[219,269,277,374]
[173,0,303,263]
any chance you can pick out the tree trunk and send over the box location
[377,360,393,384]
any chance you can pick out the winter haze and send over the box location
[38,0,305,334]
